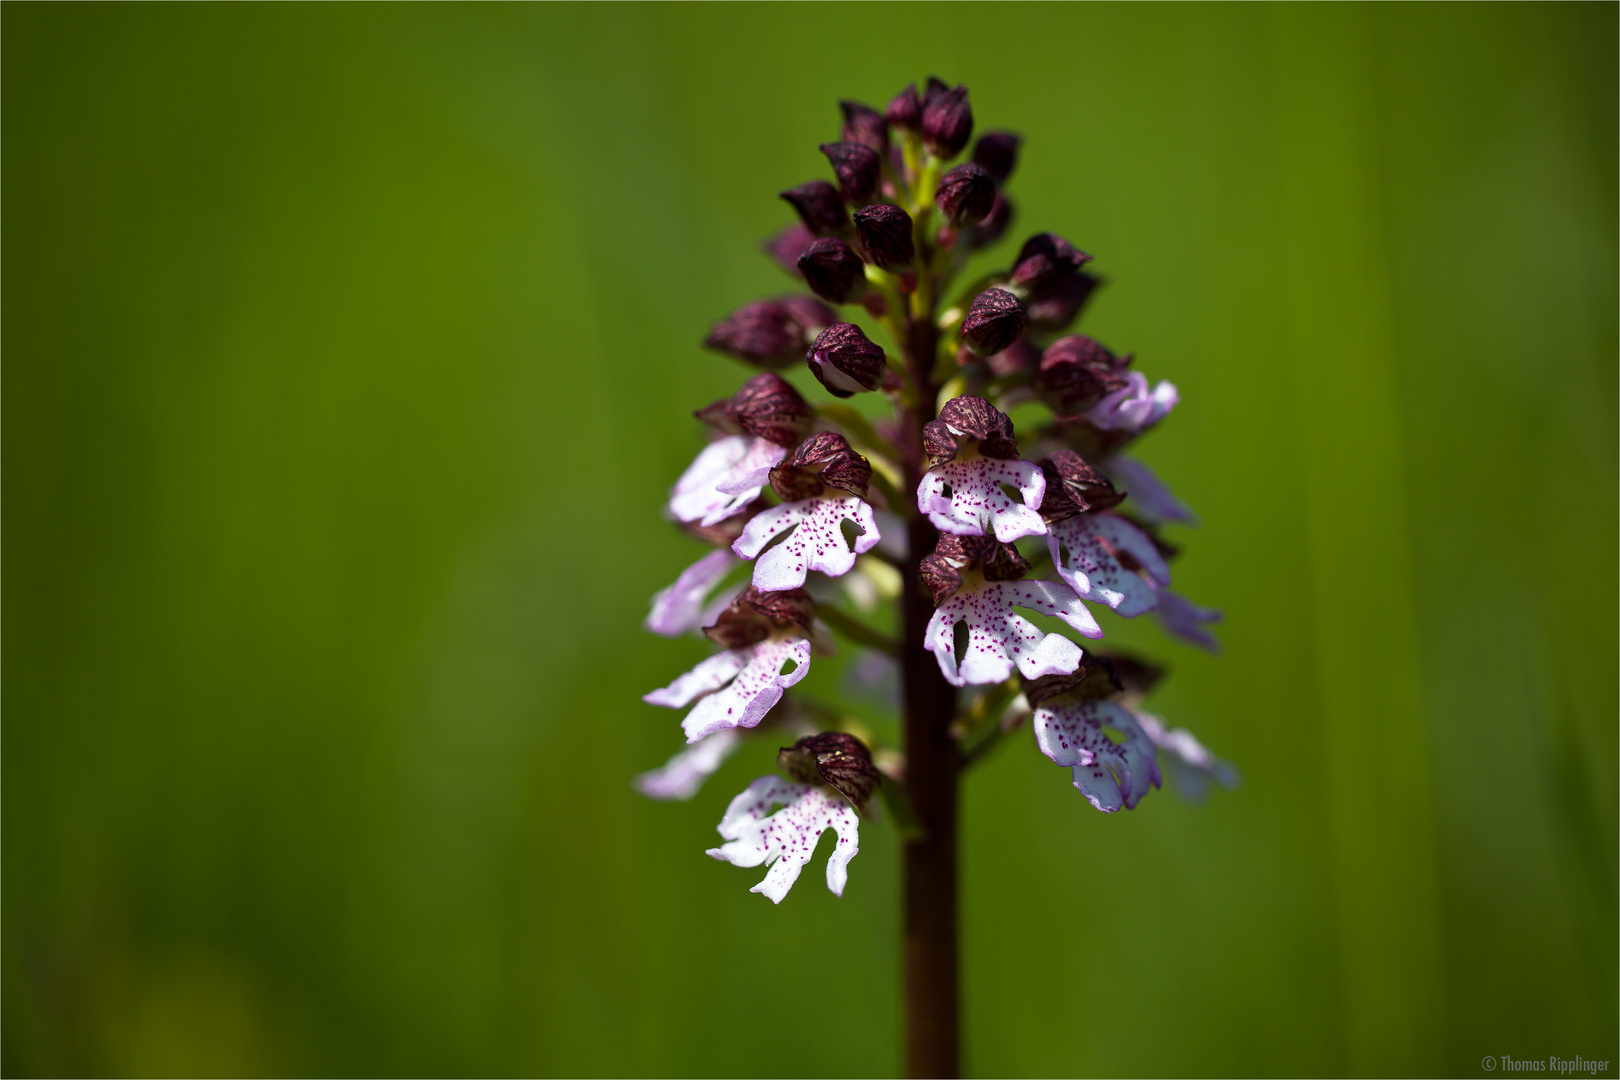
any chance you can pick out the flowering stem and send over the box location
[898,315,961,1079]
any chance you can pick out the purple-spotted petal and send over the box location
[922,577,1096,687]
[644,549,741,637]
[732,495,880,591]
[917,456,1047,543]
[677,636,813,742]
[1033,698,1161,812]
[634,728,742,801]
[1045,516,1160,617]
[1153,588,1223,652]
[706,776,860,903]
[1082,372,1178,433]
[667,436,788,528]
[1135,711,1240,801]
[1105,455,1196,525]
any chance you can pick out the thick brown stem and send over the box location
[899,319,960,1078]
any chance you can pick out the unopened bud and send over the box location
[796,238,867,305]
[886,83,922,131]
[921,82,973,158]
[806,322,887,398]
[963,193,1014,249]
[764,223,816,276]
[694,371,813,448]
[1011,232,1092,298]
[777,732,881,814]
[780,180,849,237]
[839,100,890,154]
[961,287,1026,356]
[703,297,837,369]
[971,131,1022,183]
[1037,449,1125,521]
[853,203,916,271]
[1025,270,1100,332]
[1034,334,1131,413]
[820,142,881,205]
[934,163,996,226]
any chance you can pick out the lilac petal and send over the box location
[1136,712,1240,801]
[917,457,1047,543]
[634,728,742,801]
[666,436,787,528]
[1154,588,1223,652]
[1105,456,1196,525]
[706,777,861,903]
[733,495,880,591]
[922,578,1090,687]
[1081,372,1179,432]
[643,650,749,709]
[1033,698,1161,812]
[644,549,740,637]
[680,636,812,742]
[1091,513,1170,586]
[1045,516,1159,617]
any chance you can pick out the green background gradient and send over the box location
[4,3,1615,1076]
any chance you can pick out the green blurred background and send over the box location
[4,3,1615,1076]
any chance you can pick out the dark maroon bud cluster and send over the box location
[1010,232,1093,298]
[777,732,882,814]
[769,431,873,501]
[1037,449,1125,521]
[806,322,887,397]
[921,394,1020,467]
[854,203,916,271]
[781,180,849,236]
[797,238,867,304]
[961,287,1027,355]
[839,100,890,154]
[703,296,838,369]
[971,131,1021,183]
[1034,334,1132,413]
[921,81,973,158]
[821,141,882,204]
[704,584,816,648]
[935,163,996,226]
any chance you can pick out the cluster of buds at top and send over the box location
[640,76,1234,904]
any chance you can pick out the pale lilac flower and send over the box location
[1153,588,1223,652]
[706,776,860,903]
[917,456,1047,543]
[1105,455,1196,525]
[634,728,743,801]
[924,574,1099,687]
[644,549,741,637]
[1082,371,1178,433]
[1135,712,1240,801]
[1033,696,1161,813]
[1044,513,1167,617]
[733,495,881,591]
[666,435,787,528]
[644,634,813,743]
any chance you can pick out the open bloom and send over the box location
[1026,663,1161,812]
[1104,455,1195,525]
[1081,371,1178,432]
[706,776,860,903]
[1045,513,1167,617]
[734,432,882,591]
[644,549,741,637]
[635,727,742,801]
[667,435,787,527]
[917,395,1047,543]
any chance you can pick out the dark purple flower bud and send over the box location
[694,371,814,448]
[797,238,868,305]
[764,222,816,276]
[1023,653,1123,707]
[703,297,835,369]
[780,180,849,237]
[963,193,1014,249]
[971,131,1022,183]
[839,100,890,155]
[980,337,1039,379]
[1010,232,1093,299]
[934,163,996,226]
[820,142,881,205]
[886,83,921,130]
[1025,270,1101,332]
[704,584,815,648]
[1037,449,1125,522]
[922,394,1019,467]
[806,322,887,398]
[853,203,916,271]
[1034,334,1132,413]
[960,287,1026,356]
[921,83,973,158]
[777,732,882,814]
[918,550,963,606]
[770,431,873,501]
